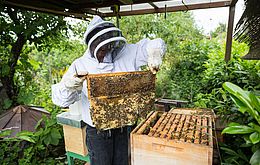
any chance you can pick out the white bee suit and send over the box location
[52,16,166,127]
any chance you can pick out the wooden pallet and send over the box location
[87,71,155,130]
[131,108,214,165]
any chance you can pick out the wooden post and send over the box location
[225,6,236,62]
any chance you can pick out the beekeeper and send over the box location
[52,15,166,165]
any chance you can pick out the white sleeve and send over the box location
[51,62,81,108]
[135,38,166,68]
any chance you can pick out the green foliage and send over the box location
[30,39,85,111]
[221,82,260,165]
[0,112,65,164]
[159,40,217,101]
[194,40,260,114]
[0,7,67,110]
[0,140,20,165]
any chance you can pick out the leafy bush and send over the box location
[221,82,260,165]
[194,41,260,115]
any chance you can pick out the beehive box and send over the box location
[87,71,155,130]
[131,108,214,165]
[57,112,88,156]
[63,125,88,156]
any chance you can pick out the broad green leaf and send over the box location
[249,93,260,113]
[18,135,35,143]
[249,132,260,144]
[44,135,52,145]
[244,135,253,144]
[17,130,34,136]
[223,82,255,114]
[249,123,260,133]
[230,95,248,113]
[223,82,249,101]
[250,149,260,165]
[50,129,61,145]
[222,125,255,134]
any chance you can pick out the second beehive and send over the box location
[131,108,215,165]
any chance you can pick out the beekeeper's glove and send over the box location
[146,39,166,74]
[63,71,88,91]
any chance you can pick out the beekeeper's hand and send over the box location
[146,39,166,74]
[63,71,88,91]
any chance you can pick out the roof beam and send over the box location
[103,1,231,17]
[149,2,159,9]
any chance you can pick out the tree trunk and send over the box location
[0,34,26,105]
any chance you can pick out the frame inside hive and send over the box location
[87,71,156,130]
[133,108,214,146]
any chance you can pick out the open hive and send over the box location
[87,71,155,130]
[131,108,215,165]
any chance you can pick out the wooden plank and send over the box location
[225,6,236,62]
[103,1,231,17]
[148,112,166,136]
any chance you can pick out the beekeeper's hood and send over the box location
[83,16,126,63]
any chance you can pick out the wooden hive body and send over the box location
[87,71,155,130]
[131,108,214,165]
[63,125,88,156]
